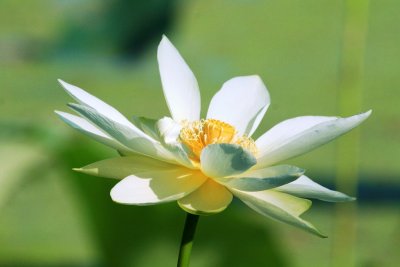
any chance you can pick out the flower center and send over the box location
[179,119,257,161]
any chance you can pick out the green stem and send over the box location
[177,213,200,267]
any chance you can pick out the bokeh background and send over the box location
[1,0,399,266]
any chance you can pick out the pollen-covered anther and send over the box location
[179,119,258,161]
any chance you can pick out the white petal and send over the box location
[68,103,175,162]
[110,169,207,205]
[178,179,233,215]
[256,110,372,167]
[74,154,180,179]
[157,36,201,122]
[155,117,194,168]
[206,75,270,136]
[216,165,304,191]
[156,117,182,145]
[132,116,159,141]
[232,189,326,237]
[200,144,257,178]
[55,111,131,153]
[58,79,133,127]
[276,175,355,202]
[134,116,194,168]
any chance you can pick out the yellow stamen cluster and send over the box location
[179,119,258,161]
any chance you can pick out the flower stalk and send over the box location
[177,213,200,267]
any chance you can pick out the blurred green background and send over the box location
[1,0,399,266]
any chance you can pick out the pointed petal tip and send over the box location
[340,195,356,202]
[304,223,327,238]
[330,191,357,202]
[351,109,372,123]
[73,167,96,176]
[54,110,71,117]
[364,109,372,117]
[67,102,79,109]
[307,222,327,238]
[158,34,172,50]
[319,233,328,238]
[58,79,79,95]
[356,109,372,119]
[161,34,168,41]
[54,110,77,124]
[57,79,69,88]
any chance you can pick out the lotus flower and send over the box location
[55,36,371,237]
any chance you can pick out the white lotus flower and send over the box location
[55,36,371,237]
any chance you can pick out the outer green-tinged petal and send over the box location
[55,111,132,153]
[156,117,195,168]
[232,189,326,237]
[157,35,200,122]
[132,116,194,168]
[132,116,159,140]
[110,169,207,205]
[200,144,257,178]
[68,103,175,162]
[74,154,179,179]
[276,175,355,202]
[206,75,270,136]
[58,79,133,127]
[156,117,182,145]
[178,179,233,215]
[216,165,304,191]
[256,110,372,168]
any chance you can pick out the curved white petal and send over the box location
[157,36,201,122]
[178,179,233,215]
[132,116,159,141]
[156,117,182,145]
[133,116,195,169]
[200,144,257,178]
[276,175,355,202]
[206,75,270,136]
[155,117,194,168]
[55,111,131,153]
[216,165,304,192]
[68,103,175,162]
[58,79,133,127]
[256,110,372,167]
[110,169,207,205]
[74,154,180,179]
[232,189,326,237]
